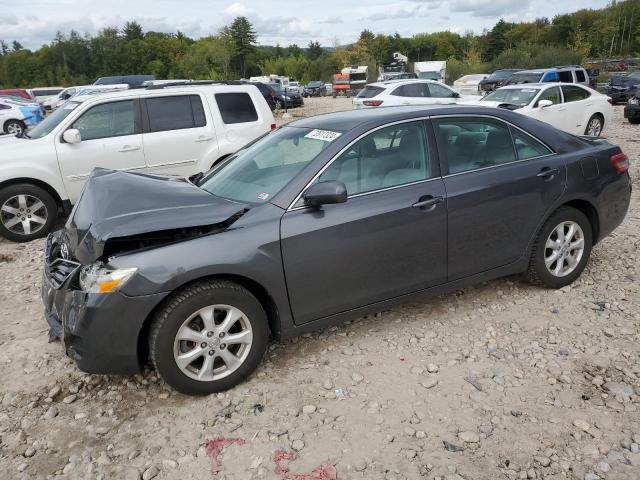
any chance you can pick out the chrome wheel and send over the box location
[586,117,603,136]
[6,121,23,135]
[0,194,48,236]
[173,304,253,382]
[544,221,585,277]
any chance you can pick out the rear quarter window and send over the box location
[215,92,259,124]
[357,86,384,98]
[561,86,590,102]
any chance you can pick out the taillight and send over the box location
[607,97,613,105]
[270,123,276,130]
[610,152,629,173]
[363,100,383,107]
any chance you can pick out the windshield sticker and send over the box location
[521,89,537,93]
[304,129,342,142]
[256,192,270,201]
[63,103,78,110]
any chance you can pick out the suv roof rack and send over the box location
[145,80,245,90]
[554,65,582,69]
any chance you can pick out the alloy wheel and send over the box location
[544,221,585,277]
[173,304,253,381]
[586,117,603,136]
[0,194,48,236]
[6,122,23,135]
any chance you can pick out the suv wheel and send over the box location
[585,115,604,136]
[4,120,24,136]
[525,207,592,288]
[0,184,58,242]
[149,280,268,395]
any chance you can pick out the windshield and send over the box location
[508,72,543,84]
[307,81,322,87]
[482,88,539,106]
[199,127,336,203]
[28,102,80,139]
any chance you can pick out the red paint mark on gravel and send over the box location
[274,449,337,480]
[204,437,246,474]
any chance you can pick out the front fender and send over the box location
[0,162,69,201]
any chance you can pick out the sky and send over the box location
[0,0,610,50]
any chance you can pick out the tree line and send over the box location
[1,0,638,88]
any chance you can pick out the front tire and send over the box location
[0,184,58,242]
[149,280,269,395]
[4,120,25,136]
[525,207,593,288]
[584,114,604,136]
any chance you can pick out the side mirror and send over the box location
[63,129,81,144]
[61,93,71,100]
[538,99,553,109]
[453,92,461,98]
[303,181,347,207]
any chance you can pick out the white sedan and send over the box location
[474,83,611,137]
[452,74,489,96]
[352,79,480,109]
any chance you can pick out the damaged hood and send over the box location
[62,168,249,264]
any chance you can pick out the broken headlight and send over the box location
[79,264,137,294]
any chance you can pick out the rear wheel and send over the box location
[525,207,592,288]
[4,120,24,136]
[149,280,269,395]
[0,184,58,242]
[628,118,640,125]
[584,114,604,136]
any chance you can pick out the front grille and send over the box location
[45,258,81,289]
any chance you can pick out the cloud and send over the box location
[358,2,439,21]
[451,0,530,18]
[0,13,19,25]
[224,2,253,17]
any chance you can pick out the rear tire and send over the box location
[628,118,640,125]
[149,280,269,395]
[525,207,592,288]
[584,114,604,136]
[0,184,58,242]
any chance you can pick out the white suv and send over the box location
[352,79,480,109]
[0,83,275,242]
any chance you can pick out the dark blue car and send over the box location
[43,105,631,394]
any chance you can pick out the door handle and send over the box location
[119,145,140,152]
[537,167,559,180]
[412,195,443,211]
[195,136,213,142]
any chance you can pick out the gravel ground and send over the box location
[0,100,638,480]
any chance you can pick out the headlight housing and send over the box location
[79,264,137,293]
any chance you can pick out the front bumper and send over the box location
[42,261,168,374]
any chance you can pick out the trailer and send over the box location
[332,66,368,98]
[414,61,447,83]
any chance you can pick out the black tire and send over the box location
[4,119,24,136]
[584,114,604,136]
[525,207,593,288]
[629,118,640,125]
[0,183,58,242]
[149,280,269,395]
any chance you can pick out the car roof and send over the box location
[288,105,511,132]
[368,79,441,88]
[497,82,594,91]
[71,84,262,103]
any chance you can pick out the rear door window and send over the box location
[561,85,590,102]
[435,118,516,174]
[575,70,586,83]
[511,128,552,160]
[215,92,258,124]
[145,95,206,132]
[558,71,574,83]
[391,83,429,97]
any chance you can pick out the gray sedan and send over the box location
[43,105,631,394]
